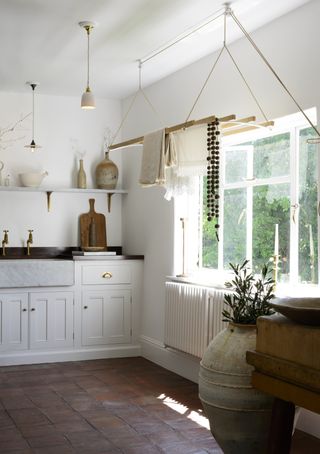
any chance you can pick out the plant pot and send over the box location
[199,323,273,454]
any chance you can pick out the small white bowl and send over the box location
[19,171,48,187]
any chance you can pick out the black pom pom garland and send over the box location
[206,119,220,241]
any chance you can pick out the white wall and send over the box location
[121,0,320,435]
[0,91,122,247]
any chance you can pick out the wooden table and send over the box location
[246,314,320,454]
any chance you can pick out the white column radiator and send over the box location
[164,281,227,358]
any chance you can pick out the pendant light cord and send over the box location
[86,26,91,90]
[31,83,36,140]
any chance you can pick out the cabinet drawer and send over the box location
[82,265,131,285]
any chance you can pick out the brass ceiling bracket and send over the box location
[107,193,114,213]
[46,191,52,212]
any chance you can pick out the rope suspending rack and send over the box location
[109,3,319,151]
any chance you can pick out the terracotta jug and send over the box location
[95,151,118,190]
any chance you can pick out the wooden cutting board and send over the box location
[80,199,107,251]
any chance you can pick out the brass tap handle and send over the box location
[27,230,33,256]
[2,230,9,256]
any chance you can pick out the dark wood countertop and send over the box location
[0,247,144,261]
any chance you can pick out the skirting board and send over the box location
[140,334,200,383]
[0,344,141,366]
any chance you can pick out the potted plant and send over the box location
[199,260,275,454]
[222,259,275,324]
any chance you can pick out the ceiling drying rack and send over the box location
[109,3,319,151]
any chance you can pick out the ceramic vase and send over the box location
[77,159,87,189]
[95,151,118,190]
[199,323,273,454]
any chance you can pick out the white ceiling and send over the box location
[0,0,310,100]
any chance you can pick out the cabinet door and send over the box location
[29,292,74,350]
[82,289,131,346]
[0,293,28,351]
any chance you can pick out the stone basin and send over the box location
[270,297,320,326]
[0,260,74,288]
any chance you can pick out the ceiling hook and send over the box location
[138,59,143,90]
[223,3,232,16]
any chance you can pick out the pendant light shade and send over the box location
[81,88,95,109]
[25,82,41,151]
[79,21,96,110]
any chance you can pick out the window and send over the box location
[180,110,319,286]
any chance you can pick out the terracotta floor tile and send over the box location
[159,441,209,453]
[1,396,35,410]
[121,444,162,454]
[27,433,69,448]
[0,358,317,454]
[54,419,95,434]
[132,421,172,435]
[68,438,115,453]
[0,437,30,451]
[33,446,75,454]
[90,414,130,431]
[0,427,22,441]
[8,408,50,427]
[41,406,84,423]
[108,432,153,449]
[0,410,16,428]
[147,429,187,448]
[101,426,140,442]
[19,423,60,438]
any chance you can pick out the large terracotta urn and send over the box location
[199,323,273,454]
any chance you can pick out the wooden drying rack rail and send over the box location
[109,114,275,150]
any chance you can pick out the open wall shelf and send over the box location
[0,187,128,212]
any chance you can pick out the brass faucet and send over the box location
[27,230,33,256]
[2,230,9,256]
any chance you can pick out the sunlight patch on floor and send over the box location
[157,393,210,428]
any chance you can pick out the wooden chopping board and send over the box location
[80,199,107,251]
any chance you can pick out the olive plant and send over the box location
[222,260,275,324]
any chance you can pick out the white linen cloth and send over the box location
[139,129,166,186]
[139,129,177,186]
[139,123,209,199]
[164,124,208,200]
[172,124,208,176]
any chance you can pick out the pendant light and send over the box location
[79,21,96,109]
[25,82,41,151]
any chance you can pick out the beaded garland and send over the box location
[206,119,221,241]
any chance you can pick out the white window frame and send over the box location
[175,108,319,287]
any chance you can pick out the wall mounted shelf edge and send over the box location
[0,187,128,212]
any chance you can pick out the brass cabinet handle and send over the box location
[102,272,112,279]
[84,306,88,309]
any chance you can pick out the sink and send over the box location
[0,260,74,288]
[270,297,320,326]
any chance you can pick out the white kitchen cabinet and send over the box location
[74,259,143,353]
[81,289,131,346]
[0,293,28,351]
[0,258,143,365]
[0,290,73,354]
[29,291,74,349]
